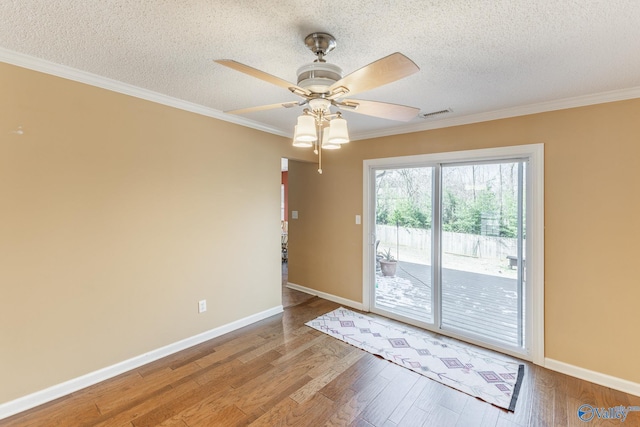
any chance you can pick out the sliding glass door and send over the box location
[368,149,535,358]
[439,162,526,348]
[373,167,434,323]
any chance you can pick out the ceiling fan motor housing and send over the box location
[297,62,342,94]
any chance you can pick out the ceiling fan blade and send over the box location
[329,52,419,98]
[215,60,310,96]
[336,99,420,122]
[226,101,304,115]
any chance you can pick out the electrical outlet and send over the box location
[198,299,207,313]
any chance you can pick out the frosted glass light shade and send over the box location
[328,117,349,144]
[295,115,317,142]
[322,142,341,150]
[292,126,313,147]
[321,128,341,150]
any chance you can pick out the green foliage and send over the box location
[499,192,519,238]
[377,247,395,261]
[376,168,432,230]
[377,201,431,229]
[375,165,521,237]
[442,187,517,238]
[376,205,390,225]
[389,200,430,229]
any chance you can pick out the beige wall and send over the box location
[3,57,639,405]
[288,157,364,301]
[0,62,312,404]
[289,99,640,384]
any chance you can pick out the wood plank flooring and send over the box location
[2,268,639,426]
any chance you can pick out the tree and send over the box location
[376,168,432,230]
[375,163,521,237]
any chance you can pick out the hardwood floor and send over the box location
[2,272,639,426]
[281,263,314,309]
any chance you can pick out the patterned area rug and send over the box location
[306,307,524,411]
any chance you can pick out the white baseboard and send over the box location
[0,305,283,421]
[286,282,364,311]
[545,358,640,397]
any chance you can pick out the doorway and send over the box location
[363,145,544,362]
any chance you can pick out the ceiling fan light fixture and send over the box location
[295,114,317,142]
[292,125,313,147]
[328,116,350,144]
[322,142,341,150]
[321,128,341,150]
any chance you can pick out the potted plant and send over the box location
[377,248,398,277]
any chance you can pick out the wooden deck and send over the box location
[375,261,521,346]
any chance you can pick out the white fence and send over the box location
[375,224,519,260]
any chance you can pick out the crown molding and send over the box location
[351,86,640,141]
[3,47,639,142]
[0,47,289,138]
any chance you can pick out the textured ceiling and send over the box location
[2,1,640,139]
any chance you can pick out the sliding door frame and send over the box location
[362,144,544,365]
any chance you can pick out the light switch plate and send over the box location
[355,215,361,225]
[292,211,298,219]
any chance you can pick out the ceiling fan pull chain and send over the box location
[317,123,323,174]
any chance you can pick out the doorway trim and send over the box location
[362,144,544,365]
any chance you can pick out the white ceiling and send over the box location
[2,1,640,140]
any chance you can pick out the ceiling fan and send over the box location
[215,32,421,123]
[215,32,420,173]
